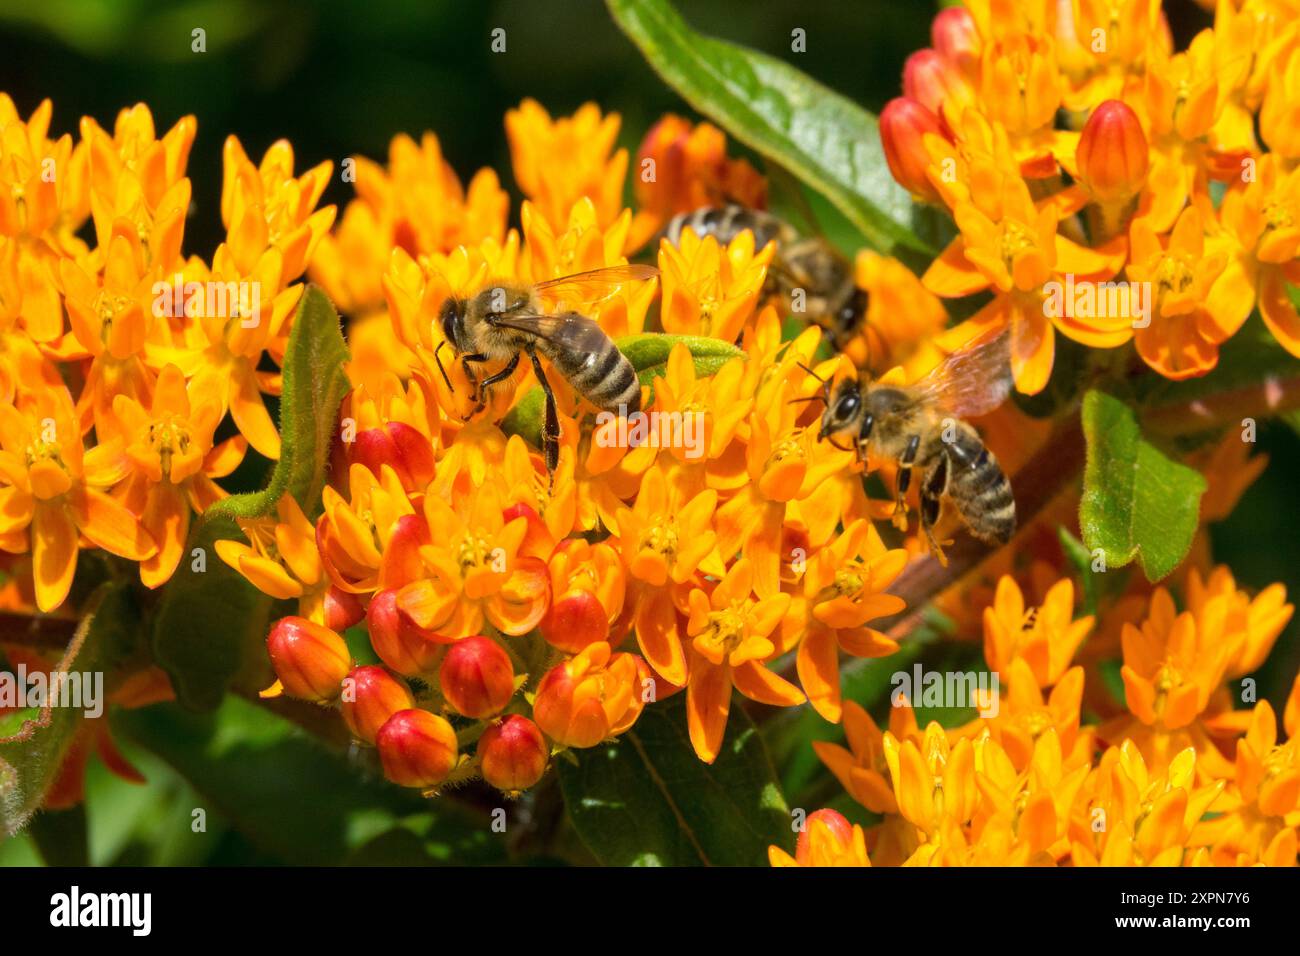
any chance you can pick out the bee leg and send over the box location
[457,352,489,418]
[471,352,520,415]
[919,456,949,567]
[893,434,921,531]
[526,347,560,482]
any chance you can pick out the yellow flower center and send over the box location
[639,518,679,563]
[1153,255,1194,298]
[999,219,1037,270]
[95,290,132,342]
[1263,199,1295,234]
[457,531,493,572]
[766,435,804,471]
[147,418,193,481]
[25,438,65,471]
[697,605,747,658]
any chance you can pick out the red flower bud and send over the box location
[796,808,855,865]
[477,715,548,792]
[266,616,351,702]
[366,588,450,677]
[539,588,609,654]
[323,585,365,632]
[351,422,435,493]
[533,643,645,748]
[902,49,963,116]
[931,7,980,80]
[342,665,415,743]
[439,635,515,718]
[1076,100,1149,204]
[880,97,945,203]
[376,708,458,788]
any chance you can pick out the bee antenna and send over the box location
[787,394,825,406]
[433,341,454,392]
[795,361,824,383]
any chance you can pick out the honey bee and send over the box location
[811,331,1016,563]
[662,204,866,351]
[434,264,658,474]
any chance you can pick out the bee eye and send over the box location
[838,393,860,419]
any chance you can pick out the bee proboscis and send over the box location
[812,330,1017,563]
[434,264,658,475]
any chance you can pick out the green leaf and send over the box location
[114,696,505,865]
[557,691,789,866]
[1080,390,1207,582]
[0,585,137,836]
[501,333,742,449]
[152,285,351,711]
[606,0,929,257]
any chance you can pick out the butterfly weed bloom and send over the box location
[879,0,1300,387]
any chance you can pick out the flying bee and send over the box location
[661,204,866,352]
[434,264,657,475]
[810,330,1016,564]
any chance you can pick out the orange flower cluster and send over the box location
[0,97,335,611]
[880,0,1300,391]
[243,99,927,788]
[792,571,1298,867]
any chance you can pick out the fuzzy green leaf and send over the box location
[0,585,137,835]
[1080,390,1207,582]
[151,285,351,711]
[606,0,929,256]
[557,692,789,866]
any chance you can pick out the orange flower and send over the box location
[506,99,627,232]
[615,461,721,685]
[789,519,907,721]
[0,388,155,611]
[1126,207,1233,379]
[112,364,243,587]
[924,168,1123,393]
[657,226,773,342]
[983,576,1093,688]
[683,558,803,763]
[216,492,329,617]
[396,486,549,637]
[631,114,765,247]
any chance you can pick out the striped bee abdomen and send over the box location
[943,427,1016,545]
[662,205,787,249]
[540,315,641,415]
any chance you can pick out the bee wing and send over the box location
[489,310,608,351]
[907,329,1012,418]
[532,265,658,314]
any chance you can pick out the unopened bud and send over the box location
[323,585,365,632]
[342,665,415,743]
[796,809,855,864]
[880,97,946,203]
[539,588,609,654]
[902,48,965,116]
[375,708,458,788]
[931,6,980,80]
[266,616,351,702]
[440,635,515,718]
[532,643,645,748]
[351,422,435,493]
[1076,100,1149,204]
[477,715,548,792]
[366,587,450,677]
